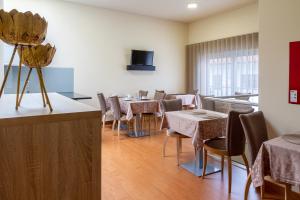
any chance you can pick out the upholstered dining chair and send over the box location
[240,111,291,200]
[97,93,113,129]
[199,95,215,110]
[202,109,254,193]
[109,96,132,139]
[161,99,191,165]
[138,90,148,98]
[141,90,165,132]
[154,90,166,100]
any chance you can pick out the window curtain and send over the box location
[186,33,259,96]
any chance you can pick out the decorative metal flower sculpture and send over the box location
[0,9,47,45]
[18,44,56,111]
[0,9,55,111]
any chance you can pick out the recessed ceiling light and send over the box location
[187,3,198,9]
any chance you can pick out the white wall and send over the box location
[188,2,258,44]
[4,0,187,107]
[259,0,300,137]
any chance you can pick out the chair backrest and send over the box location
[109,96,122,120]
[155,90,165,93]
[97,93,108,113]
[154,91,166,100]
[239,111,269,166]
[234,92,251,101]
[161,99,182,114]
[226,109,254,156]
[139,90,148,98]
[200,95,215,111]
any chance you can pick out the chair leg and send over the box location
[202,149,208,178]
[228,156,232,193]
[102,114,106,129]
[176,136,180,166]
[160,115,165,131]
[244,174,252,200]
[260,183,264,199]
[221,156,225,175]
[242,153,250,175]
[148,115,151,135]
[112,120,116,131]
[141,114,144,131]
[117,120,121,139]
[162,135,169,157]
[284,184,291,200]
[178,137,183,153]
[154,115,158,131]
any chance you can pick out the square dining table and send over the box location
[119,98,160,137]
[252,135,300,188]
[163,109,228,176]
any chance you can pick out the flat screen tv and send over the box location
[131,50,154,66]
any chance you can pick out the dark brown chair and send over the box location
[240,111,291,200]
[161,99,190,165]
[202,109,254,193]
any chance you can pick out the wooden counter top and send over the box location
[0,93,101,126]
[0,93,101,200]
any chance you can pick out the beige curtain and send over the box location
[186,33,259,96]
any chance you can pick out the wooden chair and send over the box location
[202,109,254,193]
[109,96,133,139]
[161,99,191,165]
[97,93,113,129]
[240,111,291,200]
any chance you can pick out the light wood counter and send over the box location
[0,93,101,200]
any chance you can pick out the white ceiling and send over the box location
[63,0,257,22]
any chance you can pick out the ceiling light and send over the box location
[187,3,198,9]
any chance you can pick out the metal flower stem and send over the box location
[36,67,52,112]
[0,44,18,98]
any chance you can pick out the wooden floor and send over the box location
[101,124,297,200]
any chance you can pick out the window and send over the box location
[186,33,259,96]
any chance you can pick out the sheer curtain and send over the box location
[186,33,259,96]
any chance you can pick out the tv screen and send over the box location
[131,50,154,66]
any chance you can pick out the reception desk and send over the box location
[0,93,101,200]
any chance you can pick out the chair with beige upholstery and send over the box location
[235,92,251,101]
[109,96,133,138]
[97,93,113,129]
[141,90,165,132]
[154,90,166,100]
[199,95,215,110]
[138,90,148,98]
[240,111,291,200]
[161,99,191,165]
[202,109,254,193]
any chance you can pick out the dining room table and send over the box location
[119,97,160,137]
[163,109,228,176]
[166,94,196,107]
[251,134,300,188]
